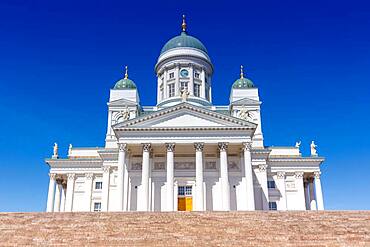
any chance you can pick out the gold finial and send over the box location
[240,65,244,79]
[182,14,187,32]
[124,65,128,79]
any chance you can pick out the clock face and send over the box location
[180,69,189,77]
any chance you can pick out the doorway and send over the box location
[177,186,192,211]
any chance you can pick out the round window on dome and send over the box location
[180,69,189,78]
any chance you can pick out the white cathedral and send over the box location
[45,16,325,213]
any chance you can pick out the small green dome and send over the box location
[232,77,255,89]
[160,31,208,55]
[113,78,136,89]
[232,65,255,89]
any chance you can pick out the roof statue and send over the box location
[311,141,318,156]
[181,89,190,102]
[295,141,301,149]
[68,144,72,157]
[238,106,253,120]
[52,143,58,159]
[120,106,130,121]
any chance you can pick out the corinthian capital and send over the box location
[242,141,252,151]
[103,166,110,173]
[49,173,56,180]
[314,171,321,179]
[218,142,228,152]
[118,143,128,152]
[142,143,152,152]
[85,173,94,180]
[295,172,304,179]
[67,173,75,180]
[165,143,175,152]
[194,143,204,152]
[277,171,285,179]
[258,164,268,172]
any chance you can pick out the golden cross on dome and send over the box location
[240,65,244,79]
[182,15,187,32]
[124,65,128,79]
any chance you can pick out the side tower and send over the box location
[155,15,214,108]
[105,66,140,148]
[230,66,264,148]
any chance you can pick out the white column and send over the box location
[295,172,306,210]
[194,143,204,211]
[60,182,66,212]
[189,64,194,95]
[139,143,151,211]
[117,143,127,211]
[175,64,180,95]
[166,143,175,211]
[123,152,130,211]
[101,166,111,212]
[257,164,269,210]
[309,178,317,210]
[276,172,287,210]
[304,180,310,210]
[53,180,62,212]
[218,142,230,211]
[243,142,255,210]
[65,173,75,212]
[164,68,168,98]
[46,173,56,212]
[85,173,93,211]
[314,171,324,210]
[200,67,206,98]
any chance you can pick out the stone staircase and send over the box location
[0,211,369,246]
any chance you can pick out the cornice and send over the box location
[268,157,325,163]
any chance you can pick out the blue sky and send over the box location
[0,0,369,211]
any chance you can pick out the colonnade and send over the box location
[46,142,324,212]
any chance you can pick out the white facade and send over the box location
[45,17,325,212]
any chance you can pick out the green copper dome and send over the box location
[113,66,137,90]
[232,65,255,89]
[160,31,208,55]
[232,78,255,89]
[113,78,136,89]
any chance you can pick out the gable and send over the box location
[113,103,256,130]
[231,97,261,106]
[151,113,224,127]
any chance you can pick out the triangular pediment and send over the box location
[113,103,256,130]
[231,97,261,106]
[108,98,137,106]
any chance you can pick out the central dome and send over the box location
[160,31,208,55]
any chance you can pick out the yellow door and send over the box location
[185,197,192,211]
[178,197,186,211]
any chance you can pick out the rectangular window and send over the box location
[95,182,103,190]
[269,202,277,210]
[205,87,209,100]
[267,180,276,189]
[178,186,185,196]
[169,72,174,79]
[180,81,188,91]
[168,83,175,97]
[194,84,200,97]
[194,72,200,79]
[185,186,192,196]
[94,202,102,212]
